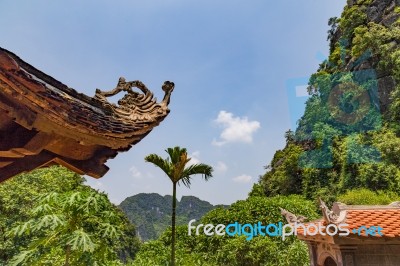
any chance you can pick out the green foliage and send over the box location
[131,240,171,266]
[327,17,340,52]
[352,23,400,74]
[9,189,128,265]
[328,42,346,68]
[0,166,140,265]
[262,144,304,196]
[202,195,318,226]
[356,163,400,192]
[132,195,317,266]
[248,183,265,197]
[390,84,400,123]
[339,5,368,41]
[0,166,82,264]
[338,188,400,205]
[354,0,373,5]
[336,130,400,195]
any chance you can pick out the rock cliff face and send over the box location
[360,0,400,26]
[259,0,400,201]
[340,0,399,114]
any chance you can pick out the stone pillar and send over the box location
[307,242,318,266]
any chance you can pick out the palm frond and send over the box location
[172,152,191,182]
[179,163,213,188]
[145,154,173,179]
[179,176,192,187]
[146,147,213,187]
[166,146,187,165]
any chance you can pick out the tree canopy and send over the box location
[0,166,140,266]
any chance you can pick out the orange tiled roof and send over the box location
[290,201,400,239]
[345,209,400,238]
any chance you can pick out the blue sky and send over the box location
[1,0,346,205]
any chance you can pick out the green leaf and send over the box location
[9,250,35,266]
[99,223,120,239]
[34,214,65,231]
[67,229,96,252]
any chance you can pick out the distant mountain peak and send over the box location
[118,193,228,241]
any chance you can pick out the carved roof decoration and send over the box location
[0,47,174,182]
[280,207,307,223]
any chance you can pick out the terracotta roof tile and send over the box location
[296,209,400,238]
[344,209,400,237]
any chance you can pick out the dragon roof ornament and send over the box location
[280,207,307,223]
[318,198,347,224]
[94,77,174,122]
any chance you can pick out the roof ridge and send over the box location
[335,201,400,211]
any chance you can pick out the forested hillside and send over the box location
[119,193,228,241]
[258,0,400,204]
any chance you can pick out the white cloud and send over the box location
[232,174,252,184]
[215,161,228,173]
[212,111,260,146]
[129,166,143,179]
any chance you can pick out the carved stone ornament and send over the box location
[280,207,307,223]
[94,77,174,122]
[319,198,340,224]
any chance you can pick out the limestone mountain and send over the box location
[118,193,228,241]
[256,0,400,203]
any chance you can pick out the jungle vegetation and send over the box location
[1,1,399,265]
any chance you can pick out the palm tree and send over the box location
[145,146,213,266]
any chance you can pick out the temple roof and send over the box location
[0,47,174,182]
[281,200,400,242]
